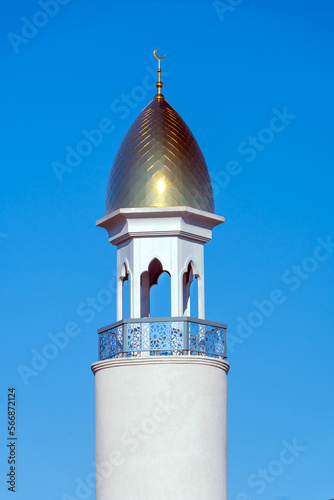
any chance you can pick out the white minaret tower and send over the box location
[91,50,230,500]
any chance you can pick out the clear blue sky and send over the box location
[1,0,333,499]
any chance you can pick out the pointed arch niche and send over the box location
[141,258,171,318]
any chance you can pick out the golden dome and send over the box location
[105,94,215,214]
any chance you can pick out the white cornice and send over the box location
[96,206,225,246]
[91,355,230,375]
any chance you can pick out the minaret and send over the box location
[91,50,230,500]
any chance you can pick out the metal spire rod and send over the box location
[153,48,166,98]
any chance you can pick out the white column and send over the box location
[116,277,123,321]
[92,357,229,500]
[140,271,150,318]
[198,275,205,320]
[171,271,182,317]
[130,274,141,318]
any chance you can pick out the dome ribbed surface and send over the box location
[105,96,215,214]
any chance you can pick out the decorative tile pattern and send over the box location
[189,322,225,359]
[99,320,226,360]
[100,325,124,360]
[148,321,183,356]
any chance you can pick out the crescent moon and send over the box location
[153,48,166,62]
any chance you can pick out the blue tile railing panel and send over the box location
[98,318,226,360]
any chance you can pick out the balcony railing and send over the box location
[98,317,227,360]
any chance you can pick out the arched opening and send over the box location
[117,262,130,320]
[190,274,199,318]
[150,271,171,318]
[123,274,130,319]
[183,261,199,318]
[141,258,171,318]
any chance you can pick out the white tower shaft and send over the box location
[92,357,229,500]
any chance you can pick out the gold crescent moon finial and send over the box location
[153,48,166,99]
[153,48,166,62]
